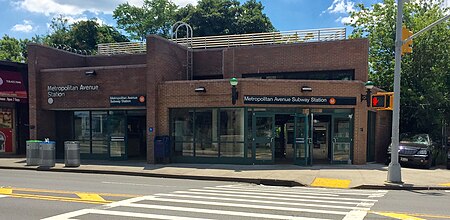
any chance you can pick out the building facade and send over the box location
[27,33,392,165]
[0,61,29,155]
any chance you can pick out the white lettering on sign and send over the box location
[46,84,99,99]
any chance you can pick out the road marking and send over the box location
[102,181,178,188]
[9,187,141,197]
[155,193,370,211]
[76,193,106,202]
[0,188,12,195]
[311,177,351,188]
[439,183,450,186]
[188,188,379,202]
[122,196,332,220]
[43,209,215,220]
[372,212,425,220]
[5,192,111,204]
[208,186,341,197]
[342,210,367,220]
[217,185,385,196]
[371,211,450,219]
[173,190,366,205]
[133,195,349,215]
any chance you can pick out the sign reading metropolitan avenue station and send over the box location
[243,95,357,105]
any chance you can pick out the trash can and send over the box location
[154,136,170,163]
[26,140,42,166]
[64,141,80,167]
[39,141,56,168]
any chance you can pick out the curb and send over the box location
[352,184,450,190]
[0,166,304,187]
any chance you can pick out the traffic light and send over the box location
[401,26,413,55]
[371,92,393,110]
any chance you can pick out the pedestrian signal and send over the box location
[371,92,393,110]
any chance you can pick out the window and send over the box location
[243,70,355,80]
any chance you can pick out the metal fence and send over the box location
[97,27,346,55]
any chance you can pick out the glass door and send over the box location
[252,112,274,163]
[332,114,353,163]
[294,114,309,165]
[109,111,127,160]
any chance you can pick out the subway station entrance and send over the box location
[251,109,353,165]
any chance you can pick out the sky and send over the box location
[0,0,449,40]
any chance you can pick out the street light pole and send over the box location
[387,0,404,183]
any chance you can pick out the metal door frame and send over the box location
[331,113,354,164]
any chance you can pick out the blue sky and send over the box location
[0,0,448,40]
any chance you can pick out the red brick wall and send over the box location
[193,39,369,81]
[146,35,188,163]
[158,79,376,164]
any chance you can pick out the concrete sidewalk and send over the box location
[1,157,449,190]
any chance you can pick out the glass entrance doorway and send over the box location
[252,113,274,163]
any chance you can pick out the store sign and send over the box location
[0,70,27,103]
[47,84,99,98]
[110,95,146,106]
[243,95,356,105]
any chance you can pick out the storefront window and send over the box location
[220,108,244,157]
[195,109,218,157]
[0,108,13,128]
[91,111,108,154]
[171,109,194,156]
[74,111,90,153]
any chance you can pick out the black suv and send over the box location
[386,133,435,169]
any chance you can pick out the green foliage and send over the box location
[174,0,275,37]
[348,0,450,138]
[44,16,129,52]
[0,35,29,63]
[113,0,177,41]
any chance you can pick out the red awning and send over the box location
[0,70,27,103]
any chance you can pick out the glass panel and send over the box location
[221,142,244,157]
[79,140,91,154]
[74,111,90,140]
[295,116,306,159]
[255,142,272,160]
[333,143,350,161]
[92,140,108,154]
[246,143,252,158]
[256,117,273,138]
[335,119,350,138]
[91,111,108,140]
[195,109,212,155]
[171,109,193,142]
[109,111,126,157]
[195,142,218,157]
[220,108,244,142]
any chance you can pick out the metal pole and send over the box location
[387,0,403,183]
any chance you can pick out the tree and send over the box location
[348,0,450,138]
[44,16,129,52]
[174,0,275,37]
[0,35,24,62]
[113,0,177,41]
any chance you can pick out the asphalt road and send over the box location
[1,169,450,220]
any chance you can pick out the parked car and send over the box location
[385,133,435,169]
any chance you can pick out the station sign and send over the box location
[243,96,356,105]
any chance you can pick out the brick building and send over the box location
[0,61,29,155]
[27,31,392,165]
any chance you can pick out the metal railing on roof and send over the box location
[97,41,146,55]
[97,27,346,55]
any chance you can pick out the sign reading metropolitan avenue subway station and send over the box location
[243,95,357,105]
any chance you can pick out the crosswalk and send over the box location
[43,184,388,220]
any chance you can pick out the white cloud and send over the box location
[325,0,355,14]
[11,20,34,33]
[336,16,354,25]
[13,0,199,16]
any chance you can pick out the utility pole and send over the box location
[387,0,404,183]
[387,0,450,183]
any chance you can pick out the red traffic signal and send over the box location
[371,92,393,110]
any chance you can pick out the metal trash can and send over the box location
[39,141,56,167]
[64,141,80,167]
[26,140,42,166]
[154,136,170,163]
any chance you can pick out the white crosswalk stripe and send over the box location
[43,184,388,220]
